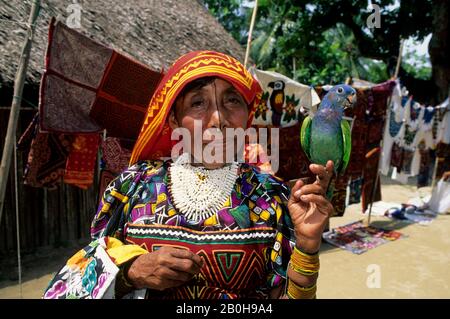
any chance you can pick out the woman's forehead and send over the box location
[184,78,241,95]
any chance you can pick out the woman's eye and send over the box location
[226,95,244,106]
[192,99,205,108]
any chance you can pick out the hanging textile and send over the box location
[434,98,450,145]
[362,147,382,212]
[347,176,363,205]
[97,170,116,205]
[275,122,314,182]
[380,108,404,175]
[435,142,450,181]
[40,19,163,139]
[432,98,449,144]
[89,52,163,140]
[250,68,320,128]
[330,175,350,217]
[18,116,73,189]
[100,137,132,174]
[417,141,432,188]
[63,134,101,189]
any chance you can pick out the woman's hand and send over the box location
[287,161,335,254]
[127,246,204,290]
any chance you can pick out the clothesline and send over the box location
[380,79,449,190]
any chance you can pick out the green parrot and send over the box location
[300,84,356,197]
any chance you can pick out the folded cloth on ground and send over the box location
[363,201,401,216]
[385,204,437,226]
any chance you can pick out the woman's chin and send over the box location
[202,161,227,170]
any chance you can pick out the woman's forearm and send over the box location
[283,244,320,299]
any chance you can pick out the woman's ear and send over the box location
[168,109,179,130]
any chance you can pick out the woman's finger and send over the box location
[294,184,325,198]
[159,267,194,282]
[290,179,305,201]
[169,257,203,275]
[299,194,334,215]
[168,247,204,268]
[326,160,335,175]
[309,164,329,185]
[309,162,334,190]
[291,179,304,194]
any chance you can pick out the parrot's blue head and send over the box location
[323,84,357,111]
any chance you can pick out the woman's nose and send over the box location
[206,107,228,130]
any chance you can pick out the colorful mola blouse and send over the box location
[43,160,296,299]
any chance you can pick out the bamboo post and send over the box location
[292,57,296,81]
[13,133,22,298]
[0,0,41,224]
[364,38,404,227]
[244,0,258,68]
[394,39,405,79]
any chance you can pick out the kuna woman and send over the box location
[43,51,334,299]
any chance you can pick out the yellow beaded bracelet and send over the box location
[289,261,319,276]
[286,278,317,299]
[290,246,320,275]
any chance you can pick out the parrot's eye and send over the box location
[337,87,344,94]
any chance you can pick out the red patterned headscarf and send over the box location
[129,51,262,164]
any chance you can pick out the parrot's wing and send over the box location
[300,116,312,160]
[340,119,352,174]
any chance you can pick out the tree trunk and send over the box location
[429,0,450,104]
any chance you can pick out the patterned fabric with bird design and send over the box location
[250,68,320,128]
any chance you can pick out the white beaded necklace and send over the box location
[169,153,239,222]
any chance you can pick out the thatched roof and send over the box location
[0,0,247,86]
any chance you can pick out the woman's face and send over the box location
[168,78,249,169]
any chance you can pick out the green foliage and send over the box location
[402,50,432,80]
[201,0,433,85]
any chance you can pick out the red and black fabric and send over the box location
[331,175,350,217]
[89,52,163,140]
[435,142,450,181]
[63,134,101,189]
[100,137,132,175]
[362,147,382,212]
[417,143,431,188]
[21,119,73,189]
[275,122,314,182]
[390,142,403,171]
[125,224,273,299]
[40,18,163,139]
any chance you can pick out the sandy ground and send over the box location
[0,176,449,299]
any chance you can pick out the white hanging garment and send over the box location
[427,179,450,214]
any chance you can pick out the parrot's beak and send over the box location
[344,95,356,109]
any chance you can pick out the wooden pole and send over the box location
[364,38,405,226]
[394,39,405,79]
[244,0,258,68]
[0,0,41,224]
[293,57,296,81]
